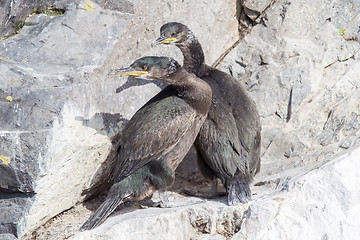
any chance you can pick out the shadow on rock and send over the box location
[75,112,128,139]
[76,112,127,202]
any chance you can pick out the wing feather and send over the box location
[196,69,261,178]
[112,92,195,182]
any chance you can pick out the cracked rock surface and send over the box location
[0,0,359,239]
[0,0,238,239]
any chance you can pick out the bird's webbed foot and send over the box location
[138,191,172,208]
[139,199,156,209]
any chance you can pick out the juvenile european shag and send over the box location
[153,22,261,205]
[80,56,212,230]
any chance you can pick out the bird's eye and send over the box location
[171,32,176,37]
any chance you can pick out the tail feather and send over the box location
[227,182,251,205]
[80,196,123,231]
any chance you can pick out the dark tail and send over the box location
[226,181,251,205]
[80,196,123,231]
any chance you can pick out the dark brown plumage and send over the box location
[154,22,261,205]
[80,56,212,230]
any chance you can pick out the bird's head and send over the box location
[152,22,193,46]
[109,56,181,81]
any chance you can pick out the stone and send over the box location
[0,233,18,240]
[1,0,360,239]
[0,0,239,238]
[47,145,360,240]
[218,0,360,163]
[234,145,360,240]
[91,0,135,13]
[70,197,248,240]
[0,0,42,37]
[0,192,34,238]
[1,1,133,238]
[342,11,360,43]
[242,0,273,20]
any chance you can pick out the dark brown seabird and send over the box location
[80,56,212,230]
[153,22,261,205]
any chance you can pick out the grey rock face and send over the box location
[0,0,238,238]
[1,0,360,239]
[0,131,49,193]
[92,0,135,13]
[0,0,83,38]
[0,1,134,238]
[0,0,133,194]
[219,0,360,164]
[70,145,360,240]
[0,0,42,37]
[0,192,34,238]
[0,233,18,240]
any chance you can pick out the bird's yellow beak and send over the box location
[152,36,177,46]
[108,67,148,77]
[159,37,177,44]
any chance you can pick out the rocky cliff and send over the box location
[0,0,359,239]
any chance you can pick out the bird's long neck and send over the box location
[168,69,212,115]
[177,34,209,77]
